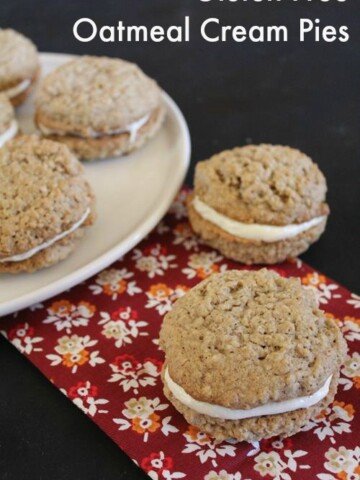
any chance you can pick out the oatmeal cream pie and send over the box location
[0,29,39,106]
[160,269,346,442]
[0,135,96,273]
[187,145,330,264]
[35,56,166,160]
[0,94,18,148]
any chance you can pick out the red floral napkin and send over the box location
[1,189,359,480]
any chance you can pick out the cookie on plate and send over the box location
[187,145,329,264]
[0,29,39,106]
[0,94,18,148]
[160,269,346,442]
[35,56,166,160]
[0,135,96,273]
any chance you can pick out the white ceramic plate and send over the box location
[0,53,191,317]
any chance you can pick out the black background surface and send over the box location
[0,1,359,479]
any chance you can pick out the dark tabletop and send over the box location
[0,1,359,479]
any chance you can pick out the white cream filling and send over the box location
[193,196,325,243]
[165,368,332,420]
[0,120,18,148]
[0,208,90,263]
[3,79,31,99]
[38,113,151,144]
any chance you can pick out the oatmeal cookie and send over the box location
[0,135,96,273]
[35,56,165,160]
[188,145,329,264]
[160,269,346,441]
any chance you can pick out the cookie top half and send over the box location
[36,56,163,137]
[0,136,94,258]
[194,145,329,225]
[160,269,345,410]
[0,29,39,90]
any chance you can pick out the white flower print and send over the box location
[314,283,342,304]
[46,334,105,373]
[101,320,130,346]
[301,273,342,304]
[54,334,85,354]
[182,426,236,467]
[254,452,283,478]
[146,283,189,315]
[254,450,309,480]
[204,470,242,480]
[122,397,155,418]
[342,352,360,378]
[339,352,360,391]
[89,268,142,300]
[72,396,108,417]
[347,293,360,309]
[141,451,186,480]
[168,190,188,219]
[108,354,161,394]
[67,381,109,417]
[113,397,178,442]
[342,316,360,342]
[98,306,148,348]
[317,446,360,480]
[43,300,96,333]
[301,401,355,444]
[182,251,227,280]
[132,244,177,278]
[3,322,43,355]
[303,283,341,305]
[173,222,199,251]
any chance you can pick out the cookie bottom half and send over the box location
[0,208,96,274]
[163,372,340,442]
[187,194,327,265]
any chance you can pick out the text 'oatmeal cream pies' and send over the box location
[35,56,166,160]
[0,136,96,273]
[0,94,18,148]
[160,269,347,442]
[187,145,330,264]
[0,29,39,106]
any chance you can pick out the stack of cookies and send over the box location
[0,29,166,273]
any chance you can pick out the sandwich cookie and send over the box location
[0,136,96,273]
[160,269,346,441]
[35,56,166,160]
[0,94,18,147]
[188,145,330,264]
[0,29,39,106]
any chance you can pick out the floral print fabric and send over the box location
[1,189,359,480]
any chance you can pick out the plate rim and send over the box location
[0,52,191,317]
